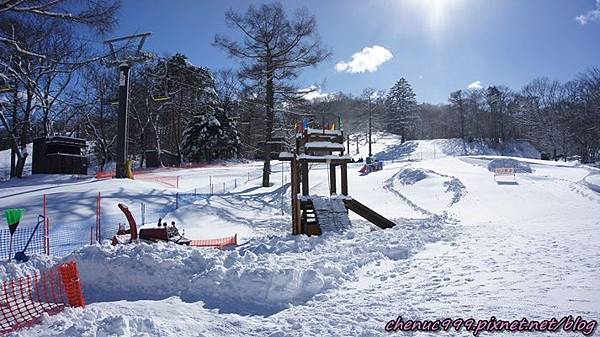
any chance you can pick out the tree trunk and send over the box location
[10,148,16,178]
[262,65,274,187]
[15,150,28,178]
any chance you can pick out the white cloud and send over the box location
[468,81,483,90]
[576,0,600,24]
[335,45,393,73]
[299,85,330,101]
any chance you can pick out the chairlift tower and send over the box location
[103,32,152,178]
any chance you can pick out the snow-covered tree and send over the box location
[180,79,239,163]
[385,78,418,142]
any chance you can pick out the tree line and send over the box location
[1,1,598,184]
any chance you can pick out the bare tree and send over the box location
[214,2,330,187]
[0,0,119,61]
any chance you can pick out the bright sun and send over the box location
[404,0,463,36]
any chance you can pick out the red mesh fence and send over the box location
[136,174,179,188]
[0,261,85,335]
[95,170,179,188]
[190,234,237,249]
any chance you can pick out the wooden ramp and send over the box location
[343,198,396,229]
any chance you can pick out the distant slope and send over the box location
[348,133,540,161]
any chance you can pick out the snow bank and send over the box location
[487,158,532,173]
[59,213,449,316]
[0,253,58,280]
[584,173,600,193]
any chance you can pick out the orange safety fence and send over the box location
[95,171,113,179]
[95,170,179,188]
[0,261,85,335]
[190,234,237,249]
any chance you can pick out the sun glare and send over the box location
[401,0,464,40]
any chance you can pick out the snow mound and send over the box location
[487,158,532,173]
[58,212,450,316]
[0,253,58,280]
[396,168,429,185]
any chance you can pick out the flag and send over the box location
[5,208,24,235]
[338,116,342,129]
[330,123,336,130]
[294,121,298,131]
[303,118,309,130]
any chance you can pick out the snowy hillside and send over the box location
[350,133,540,161]
[1,134,599,336]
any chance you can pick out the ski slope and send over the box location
[0,137,599,336]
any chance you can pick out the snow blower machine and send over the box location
[359,156,383,174]
[111,203,191,246]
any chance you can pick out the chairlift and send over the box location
[152,95,171,102]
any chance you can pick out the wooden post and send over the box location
[329,163,337,195]
[291,158,300,235]
[341,163,348,196]
[301,162,309,196]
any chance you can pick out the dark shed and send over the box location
[32,136,88,175]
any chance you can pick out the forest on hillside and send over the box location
[1,1,599,182]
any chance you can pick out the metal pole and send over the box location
[368,96,372,157]
[115,63,131,178]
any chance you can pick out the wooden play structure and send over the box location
[279,128,396,235]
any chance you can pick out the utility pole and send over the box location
[368,95,372,158]
[102,33,152,178]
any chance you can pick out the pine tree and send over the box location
[180,75,240,162]
[385,78,418,142]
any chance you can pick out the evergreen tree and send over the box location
[180,74,240,162]
[385,78,418,142]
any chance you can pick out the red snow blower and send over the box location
[359,156,383,174]
[111,203,191,246]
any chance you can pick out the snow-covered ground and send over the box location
[1,136,599,336]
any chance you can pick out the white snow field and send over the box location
[0,137,599,336]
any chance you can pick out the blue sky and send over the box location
[113,0,600,104]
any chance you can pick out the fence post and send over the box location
[176,176,180,189]
[43,194,48,255]
[141,203,145,226]
[247,172,250,182]
[234,179,237,189]
[209,176,212,194]
[194,188,197,200]
[223,182,225,193]
[46,217,50,256]
[176,193,179,209]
